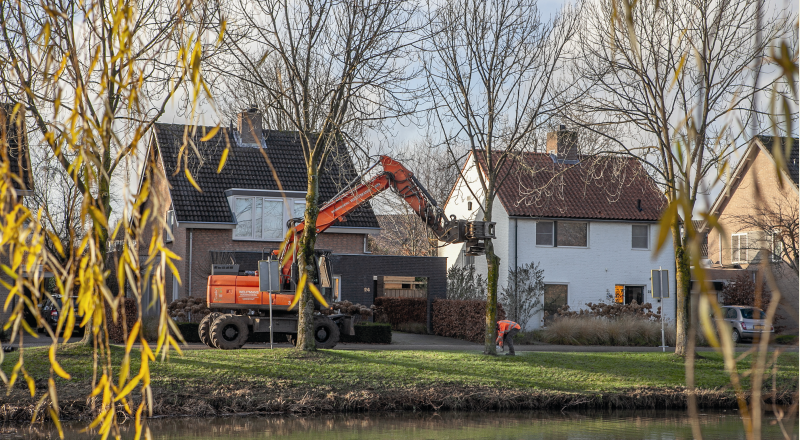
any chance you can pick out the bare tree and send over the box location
[213,0,417,350]
[500,262,545,331]
[370,140,460,256]
[572,0,794,357]
[726,190,799,275]
[423,0,583,354]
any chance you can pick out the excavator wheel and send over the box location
[199,312,222,348]
[313,315,340,349]
[210,314,250,350]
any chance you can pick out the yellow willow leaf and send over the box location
[8,359,22,391]
[288,273,307,311]
[47,231,65,257]
[165,259,182,286]
[23,369,35,397]
[114,372,144,402]
[126,321,141,353]
[184,168,202,192]
[141,338,155,361]
[281,241,296,268]
[167,335,183,356]
[48,377,58,412]
[217,148,229,174]
[119,354,131,385]
[134,402,144,440]
[90,374,108,397]
[87,408,108,430]
[201,125,221,142]
[62,302,75,341]
[99,409,114,440]
[655,201,678,253]
[308,282,329,309]
[49,346,71,379]
[88,205,109,230]
[48,408,64,440]
[217,20,226,45]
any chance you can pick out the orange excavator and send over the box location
[201,155,495,349]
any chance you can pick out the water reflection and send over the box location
[12,409,791,439]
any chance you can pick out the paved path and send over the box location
[10,332,796,353]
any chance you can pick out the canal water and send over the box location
[12,410,791,439]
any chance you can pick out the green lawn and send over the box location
[7,346,798,394]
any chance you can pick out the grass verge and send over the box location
[1,346,797,421]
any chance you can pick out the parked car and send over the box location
[721,306,774,343]
[40,295,82,335]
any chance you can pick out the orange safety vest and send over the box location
[496,320,521,346]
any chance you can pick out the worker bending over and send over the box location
[496,320,521,356]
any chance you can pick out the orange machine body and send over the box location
[207,275,294,309]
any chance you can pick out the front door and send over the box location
[624,286,644,305]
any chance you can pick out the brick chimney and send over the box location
[237,106,263,147]
[546,125,579,162]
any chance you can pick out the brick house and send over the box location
[0,104,34,324]
[137,109,382,304]
[439,127,675,329]
[703,136,799,332]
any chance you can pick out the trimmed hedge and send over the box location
[373,297,426,327]
[432,299,506,343]
[105,298,137,343]
[340,323,392,344]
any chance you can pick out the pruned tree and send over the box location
[213,0,418,350]
[572,0,794,357]
[500,262,545,331]
[720,272,771,310]
[423,0,583,354]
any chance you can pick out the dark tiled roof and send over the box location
[1,103,33,192]
[474,151,666,221]
[152,123,378,228]
[756,136,799,185]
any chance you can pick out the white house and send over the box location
[440,127,676,329]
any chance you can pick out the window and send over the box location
[725,308,737,319]
[233,197,295,241]
[165,210,175,243]
[293,201,305,220]
[536,221,554,246]
[632,225,649,249]
[732,233,748,263]
[537,221,588,247]
[771,230,783,263]
[463,250,475,267]
[624,285,644,305]
[543,284,568,318]
[467,201,473,210]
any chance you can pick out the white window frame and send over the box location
[165,210,175,243]
[771,230,783,263]
[631,224,649,250]
[232,196,297,242]
[731,233,748,263]
[536,221,554,247]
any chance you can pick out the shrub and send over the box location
[721,272,771,309]
[774,335,798,345]
[373,297,427,327]
[340,323,392,344]
[432,299,506,343]
[551,301,661,321]
[539,316,708,346]
[105,298,137,343]
[446,265,487,300]
[320,301,374,320]
[500,262,544,330]
[395,322,427,334]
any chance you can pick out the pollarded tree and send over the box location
[423,0,583,355]
[213,0,418,350]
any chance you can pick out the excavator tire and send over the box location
[199,312,222,348]
[210,314,250,350]
[313,315,340,349]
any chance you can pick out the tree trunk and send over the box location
[295,171,320,351]
[483,196,499,355]
[673,221,692,356]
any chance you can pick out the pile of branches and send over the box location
[320,300,374,320]
[167,297,211,323]
[550,301,661,321]
[105,298,137,343]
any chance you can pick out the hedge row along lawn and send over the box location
[6,345,798,395]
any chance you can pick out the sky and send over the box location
[151,0,798,218]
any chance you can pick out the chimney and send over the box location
[237,106,263,147]
[546,125,579,162]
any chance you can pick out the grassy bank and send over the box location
[2,346,797,421]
